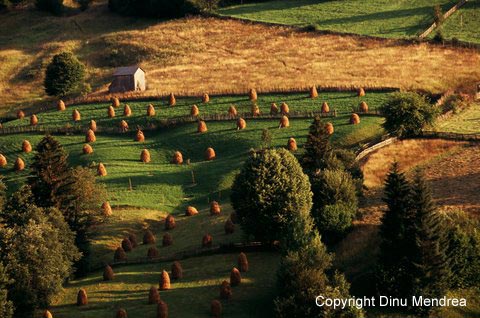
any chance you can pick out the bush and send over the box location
[108,0,198,18]
[35,0,63,15]
[44,52,85,96]
[75,0,91,10]
[316,202,355,242]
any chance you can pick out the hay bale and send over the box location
[202,234,213,247]
[202,93,210,103]
[97,163,107,177]
[135,130,145,142]
[287,137,297,151]
[197,120,207,133]
[359,101,369,113]
[128,233,138,248]
[210,201,221,215]
[147,247,160,259]
[108,106,116,118]
[124,104,132,117]
[22,140,32,153]
[0,154,7,168]
[102,202,112,216]
[148,286,161,304]
[321,102,330,113]
[165,214,176,230]
[171,151,183,165]
[358,87,366,97]
[114,247,127,261]
[205,147,216,161]
[270,103,279,115]
[103,265,114,281]
[238,253,249,272]
[225,219,234,234]
[350,113,360,125]
[121,238,133,252]
[211,300,222,318]
[30,114,38,126]
[191,105,199,117]
[157,300,168,318]
[72,109,81,122]
[116,308,128,318]
[85,129,96,143]
[169,93,176,106]
[310,86,318,99]
[325,122,334,135]
[228,105,237,117]
[147,104,156,117]
[89,120,97,132]
[77,289,88,306]
[279,116,289,128]
[251,104,260,117]
[236,118,246,130]
[42,309,53,318]
[171,261,183,280]
[14,157,25,171]
[141,149,151,163]
[230,211,238,224]
[185,206,198,216]
[57,99,66,111]
[143,230,156,245]
[17,110,25,119]
[112,97,120,108]
[219,281,232,300]
[162,233,173,247]
[82,144,93,155]
[119,120,129,132]
[249,88,257,101]
[159,270,171,290]
[280,102,289,115]
[230,267,241,286]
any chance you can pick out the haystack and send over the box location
[270,103,279,115]
[103,265,114,281]
[202,93,210,103]
[128,233,138,247]
[238,252,249,272]
[147,247,160,259]
[17,110,25,119]
[171,261,183,280]
[287,138,297,151]
[280,102,289,115]
[102,202,112,216]
[358,87,366,97]
[165,214,176,230]
[148,286,161,304]
[236,118,246,130]
[141,149,151,163]
[14,157,25,171]
[157,301,168,318]
[135,130,145,142]
[197,120,207,133]
[228,105,237,117]
[116,308,128,318]
[210,201,221,215]
[230,267,241,286]
[159,270,171,290]
[169,93,176,106]
[124,104,132,117]
[147,104,156,117]
[171,151,183,165]
[249,88,257,101]
[72,109,81,121]
[321,102,330,113]
[310,86,318,99]
[112,97,120,108]
[77,289,88,306]
[122,238,133,252]
[211,300,222,318]
[85,129,96,143]
[143,230,156,245]
[359,101,369,113]
[119,120,129,132]
[202,234,213,247]
[205,147,216,161]
[0,154,7,168]
[350,113,360,125]
[220,281,232,300]
[191,105,199,117]
[108,106,116,118]
[22,140,32,153]
[57,99,66,111]
[162,233,173,247]
[325,122,334,135]
[114,247,127,261]
[225,219,234,234]
[251,104,260,117]
[30,114,38,126]
[42,310,53,318]
[279,116,289,128]
[89,120,97,132]
[185,206,198,216]
[97,163,107,177]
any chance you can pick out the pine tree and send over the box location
[0,262,13,318]
[0,178,6,211]
[302,116,332,172]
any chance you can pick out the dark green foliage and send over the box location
[433,30,445,43]
[0,0,10,11]
[331,149,363,182]
[75,0,91,10]
[35,0,63,15]
[1,185,39,228]
[0,262,13,318]
[302,116,332,172]
[194,0,220,12]
[0,179,6,211]
[380,92,439,137]
[44,52,85,96]
[108,0,198,18]
[260,128,272,149]
[316,202,355,243]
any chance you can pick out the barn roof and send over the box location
[113,66,145,76]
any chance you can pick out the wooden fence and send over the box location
[355,135,396,161]
[419,0,469,39]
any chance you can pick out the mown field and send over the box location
[219,0,455,38]
[437,102,480,134]
[437,0,480,44]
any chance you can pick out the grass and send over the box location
[49,252,280,318]
[437,102,480,134]
[219,0,455,38]
[436,0,480,44]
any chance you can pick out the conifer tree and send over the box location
[302,116,332,172]
[0,262,13,318]
[0,178,5,210]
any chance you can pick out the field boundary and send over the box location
[419,0,469,39]
[419,130,480,141]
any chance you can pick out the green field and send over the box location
[437,102,480,134]
[219,0,455,38]
[437,0,480,44]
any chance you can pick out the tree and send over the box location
[194,0,219,12]
[44,52,85,96]
[0,262,13,318]
[302,116,332,172]
[108,0,198,18]
[231,148,313,250]
[261,128,272,149]
[380,92,439,137]
[35,0,63,15]
[75,0,91,10]
[0,0,10,11]
[0,178,6,210]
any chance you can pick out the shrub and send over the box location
[148,286,160,304]
[191,105,199,117]
[224,219,234,234]
[433,30,445,43]
[219,281,232,300]
[89,120,97,132]
[22,140,32,153]
[171,261,183,279]
[57,100,66,111]
[102,202,112,216]
[159,270,170,290]
[316,202,355,242]
[157,300,168,318]
[211,299,222,318]
[123,104,132,116]
[286,138,297,151]
[76,289,88,306]
[147,247,160,259]
[197,120,207,133]
[205,148,216,161]
[97,163,107,177]
[121,238,133,252]
[321,101,329,113]
[141,149,151,163]
[44,52,85,96]
[30,115,38,126]
[310,86,318,99]
[147,104,156,116]
[85,129,96,143]
[230,267,241,286]
[103,265,114,281]
[165,214,176,230]
[143,230,156,244]
[116,308,127,318]
[185,206,198,216]
[35,0,63,15]
[195,0,220,12]
[162,233,173,247]
[114,247,127,261]
[210,201,221,215]
[202,234,213,247]
[238,253,248,272]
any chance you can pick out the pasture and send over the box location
[437,0,480,44]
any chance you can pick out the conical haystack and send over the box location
[112,97,120,108]
[210,201,221,215]
[42,310,53,318]
[358,87,366,97]
[251,104,260,117]
[148,286,160,304]
[185,206,198,216]
[202,234,213,247]
[157,301,168,318]
[143,230,156,245]
[124,104,132,117]
[83,144,93,155]
[147,247,159,259]
[57,99,66,111]
[280,102,289,115]
[228,105,237,117]
[326,122,334,135]
[89,120,97,132]
[191,105,199,117]
[172,151,183,165]
[147,104,156,116]
[350,113,360,125]
[17,110,25,119]
[211,300,222,318]
[108,106,116,118]
[85,129,96,143]
[270,103,279,115]
[230,267,241,286]
[220,281,232,300]
[103,265,114,281]
[72,109,81,121]
[0,154,7,168]
[141,149,151,163]
[197,120,207,133]
[14,157,25,171]
[287,137,297,151]
[128,233,138,248]
[249,88,257,101]
[236,118,246,130]
[238,252,249,272]
[171,261,183,280]
[159,270,171,290]
[321,102,330,113]
[135,130,145,142]
[97,163,107,177]
[22,140,32,153]
[359,101,369,113]
[114,247,126,261]
[121,238,133,252]
[119,120,129,132]
[102,202,112,216]
[205,147,215,161]
[30,114,38,126]
[310,86,318,98]
[165,214,176,230]
[169,93,176,106]
[77,289,88,306]
[202,93,210,103]
[162,233,173,246]
[116,308,127,318]
[279,116,289,128]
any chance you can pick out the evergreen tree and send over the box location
[0,178,6,210]
[1,185,39,228]
[44,52,85,96]
[0,262,13,318]
[302,116,332,172]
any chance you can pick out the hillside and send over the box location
[438,0,480,44]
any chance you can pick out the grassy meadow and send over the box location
[437,102,480,134]
[436,0,480,44]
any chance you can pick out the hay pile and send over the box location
[147,104,156,117]
[116,308,127,318]
[198,120,208,133]
[30,114,38,126]
[287,138,297,151]
[0,154,7,168]
[114,247,127,261]
[143,230,156,245]
[124,104,132,117]
[169,93,176,106]
[162,233,173,247]
[251,104,260,117]
[72,109,81,122]
[147,247,160,259]
[249,88,257,101]
[149,286,161,304]
[135,130,145,142]
[202,234,213,247]
[57,100,66,111]
[85,129,96,143]
[102,202,112,216]
[191,105,199,117]
[279,116,289,128]
[210,201,221,215]
[230,267,241,286]
[185,206,198,216]
[77,289,88,306]
[159,270,171,290]
[97,163,107,177]
[358,87,366,97]
[165,214,176,230]
[321,102,330,113]
[108,106,116,118]
[171,261,183,279]
[280,102,289,115]
[205,147,216,161]
[22,140,32,153]
[237,118,246,130]
[171,151,183,165]
[270,103,279,115]
[157,301,168,318]
[121,238,133,252]
[141,149,151,163]
[119,120,129,132]
[14,157,25,171]
[128,233,138,248]
[17,110,25,119]
[89,120,97,132]
[202,93,210,103]
[42,310,53,318]
[112,97,120,108]
[228,105,237,117]
[310,86,318,99]
[225,219,234,234]
[359,101,369,113]
[238,253,249,272]
[103,265,114,281]
[220,281,232,300]
[211,300,222,318]
[350,113,360,125]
